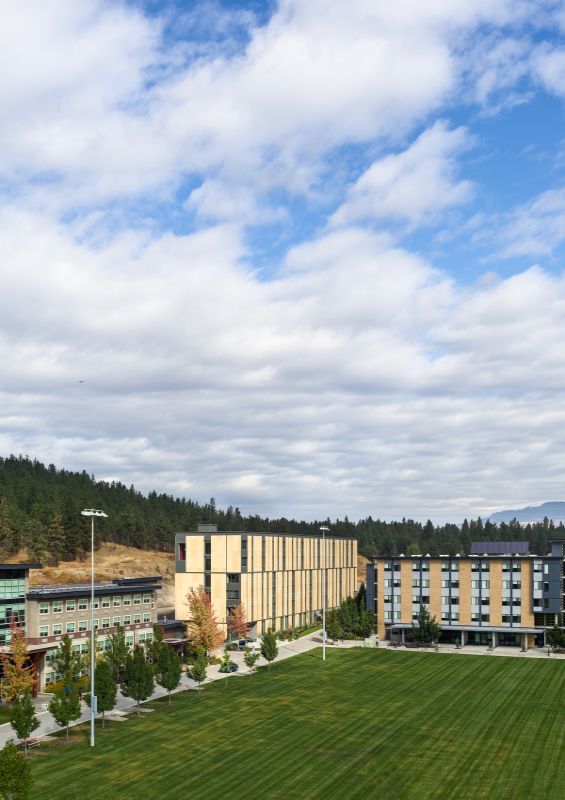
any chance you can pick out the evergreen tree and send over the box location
[44,511,66,566]
[0,621,35,701]
[412,606,441,646]
[189,650,207,694]
[546,625,565,651]
[9,692,39,754]
[23,517,46,564]
[86,659,117,727]
[260,629,278,670]
[106,625,129,683]
[326,609,343,642]
[48,688,81,741]
[0,496,18,558]
[121,645,154,716]
[0,740,32,800]
[156,647,182,703]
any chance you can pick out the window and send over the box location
[113,596,121,608]
[502,614,511,623]
[39,626,49,638]
[66,599,75,612]
[393,579,401,588]
[533,560,542,572]
[441,595,449,605]
[451,580,459,589]
[503,580,511,590]
[421,595,430,604]
[441,612,450,621]
[450,612,459,622]
[481,613,489,622]
[512,581,521,590]
[384,561,392,571]
[441,562,450,571]
[113,616,121,626]
[472,580,480,589]
[134,614,141,624]
[125,634,134,647]
[512,614,521,623]
[39,602,49,615]
[421,561,429,572]
[384,579,392,588]
[512,562,521,572]
[101,596,110,609]
[143,594,151,605]
[421,579,429,588]
[481,580,490,590]
[78,599,88,611]
[78,620,87,632]
[480,561,490,572]
[66,622,75,634]
[502,561,510,572]
[102,618,110,629]
[471,612,479,622]
[535,581,543,590]
[93,619,99,630]
[177,542,186,560]
[450,596,459,605]
[53,623,62,635]
[143,612,151,623]
[123,615,131,625]
[412,594,421,603]
[52,600,62,614]
[412,562,420,571]
[123,595,131,606]
[93,598,99,609]
[133,594,141,605]
[412,579,420,588]
[472,596,480,607]
[441,580,450,588]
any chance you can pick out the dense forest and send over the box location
[0,455,562,565]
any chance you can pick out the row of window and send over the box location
[43,632,154,684]
[37,593,153,614]
[0,579,26,599]
[384,560,539,573]
[385,579,522,590]
[38,613,152,637]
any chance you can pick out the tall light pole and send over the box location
[81,509,107,748]
[320,526,330,661]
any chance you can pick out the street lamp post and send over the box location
[320,526,330,661]
[81,508,108,748]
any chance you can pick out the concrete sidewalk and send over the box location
[0,633,321,747]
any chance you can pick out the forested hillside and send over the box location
[0,455,562,565]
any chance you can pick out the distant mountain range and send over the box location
[488,501,565,524]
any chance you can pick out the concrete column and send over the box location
[492,631,497,649]
[521,632,528,651]
[461,630,466,647]
[401,628,405,644]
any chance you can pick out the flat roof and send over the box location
[0,563,43,570]
[175,530,355,542]
[389,623,542,634]
[27,577,162,600]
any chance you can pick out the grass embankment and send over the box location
[30,650,564,800]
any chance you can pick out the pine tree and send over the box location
[86,659,117,727]
[44,512,65,566]
[227,604,248,641]
[0,496,18,558]
[121,645,154,716]
[156,647,182,703]
[0,741,32,800]
[0,621,35,701]
[48,688,81,741]
[260,629,278,671]
[412,606,441,646]
[185,586,224,654]
[9,692,39,754]
[326,609,343,643]
[23,517,46,564]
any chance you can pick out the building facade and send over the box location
[175,525,358,638]
[0,564,161,691]
[366,540,565,649]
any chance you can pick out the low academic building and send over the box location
[0,563,161,691]
[366,539,565,649]
[175,524,358,638]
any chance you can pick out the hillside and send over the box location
[488,501,565,524]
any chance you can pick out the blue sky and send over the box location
[2,1,565,523]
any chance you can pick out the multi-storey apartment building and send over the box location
[366,540,565,649]
[0,563,161,691]
[175,525,358,638]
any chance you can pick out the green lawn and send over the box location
[30,649,564,800]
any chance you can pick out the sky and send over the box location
[2,1,565,523]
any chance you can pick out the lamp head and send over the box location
[81,509,108,518]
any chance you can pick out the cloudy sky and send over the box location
[2,0,565,523]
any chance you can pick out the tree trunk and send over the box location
[168,691,171,705]
[102,710,105,729]
[66,723,69,741]
[136,699,140,716]
[24,739,28,756]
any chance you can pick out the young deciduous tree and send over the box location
[156,647,182,703]
[189,650,207,694]
[9,692,39,755]
[86,659,117,728]
[0,620,35,702]
[49,688,81,741]
[227,604,248,641]
[243,648,260,676]
[106,625,129,683]
[0,740,32,800]
[260,629,278,671]
[185,586,224,654]
[121,645,154,716]
[52,635,82,690]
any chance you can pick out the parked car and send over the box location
[228,662,239,673]
[238,639,260,651]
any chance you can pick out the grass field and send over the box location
[30,649,564,800]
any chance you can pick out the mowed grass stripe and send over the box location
[30,649,564,800]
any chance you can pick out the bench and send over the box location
[17,738,40,750]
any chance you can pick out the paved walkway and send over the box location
[2,634,562,746]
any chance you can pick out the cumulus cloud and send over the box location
[330,122,473,229]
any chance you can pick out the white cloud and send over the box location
[331,122,473,229]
